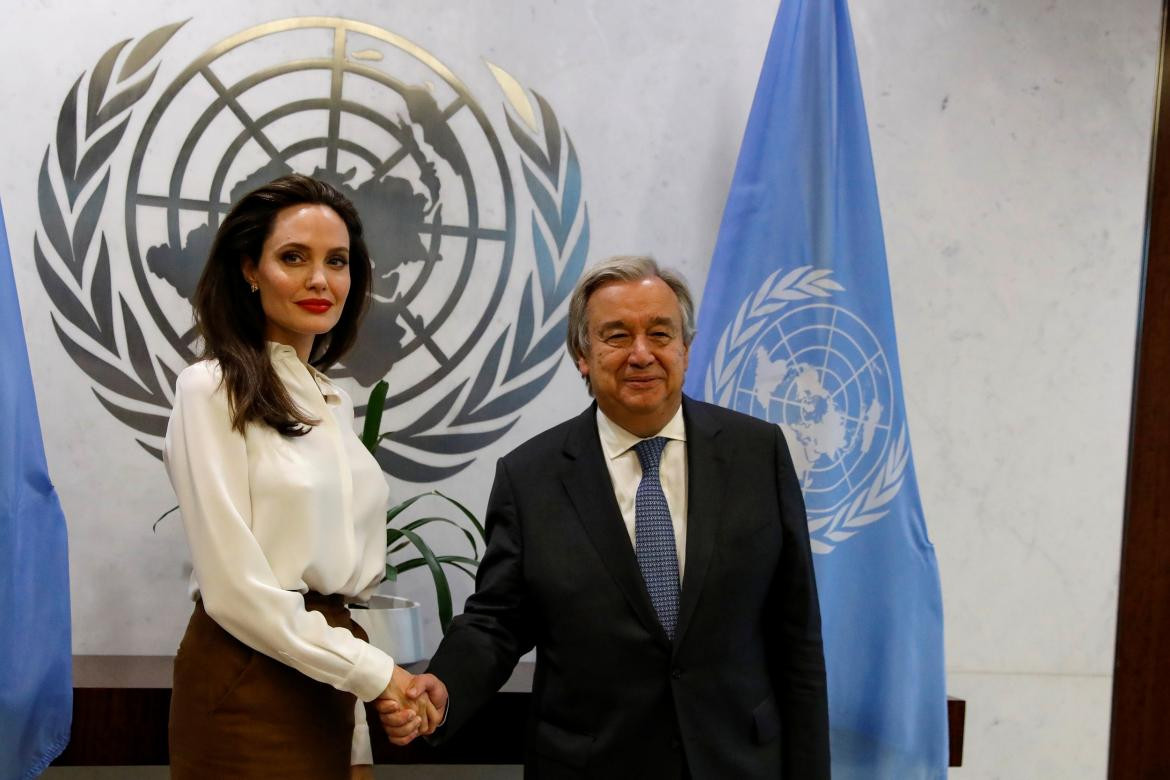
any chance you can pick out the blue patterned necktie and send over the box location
[633,436,680,640]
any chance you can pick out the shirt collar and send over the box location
[266,341,341,403]
[595,403,687,461]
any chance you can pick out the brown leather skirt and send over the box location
[169,593,368,779]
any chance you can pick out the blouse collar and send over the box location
[266,342,341,404]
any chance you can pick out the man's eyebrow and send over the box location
[596,317,677,332]
[597,320,630,332]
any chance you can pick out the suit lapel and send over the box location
[560,405,669,646]
[674,397,730,650]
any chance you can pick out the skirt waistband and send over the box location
[196,590,347,612]
[302,590,346,610]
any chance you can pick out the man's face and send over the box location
[577,276,690,437]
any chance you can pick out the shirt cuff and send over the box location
[351,698,373,766]
[343,640,395,702]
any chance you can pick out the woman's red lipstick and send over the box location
[296,298,333,314]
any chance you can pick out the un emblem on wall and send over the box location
[35,18,589,482]
[703,267,909,554]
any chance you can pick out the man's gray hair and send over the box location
[566,255,696,388]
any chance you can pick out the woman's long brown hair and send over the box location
[191,174,372,435]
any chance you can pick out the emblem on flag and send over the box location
[685,0,948,771]
[703,265,908,554]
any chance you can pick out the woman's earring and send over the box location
[249,282,258,293]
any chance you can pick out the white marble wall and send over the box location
[853,0,1159,776]
[0,0,1159,777]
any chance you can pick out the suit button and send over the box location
[671,668,682,679]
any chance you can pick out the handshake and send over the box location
[374,666,449,746]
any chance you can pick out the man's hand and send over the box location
[374,666,440,745]
[375,672,449,746]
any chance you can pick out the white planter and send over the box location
[351,594,425,665]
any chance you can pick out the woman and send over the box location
[164,174,435,779]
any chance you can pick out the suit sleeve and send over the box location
[768,425,831,779]
[425,457,535,739]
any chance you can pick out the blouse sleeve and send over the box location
[164,363,394,702]
[334,382,386,607]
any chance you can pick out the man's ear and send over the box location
[576,355,589,379]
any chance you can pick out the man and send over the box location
[381,256,830,778]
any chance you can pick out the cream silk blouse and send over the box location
[164,342,392,765]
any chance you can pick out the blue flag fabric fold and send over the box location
[0,199,73,778]
[684,0,948,776]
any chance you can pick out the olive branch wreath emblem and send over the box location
[702,265,909,553]
[374,90,589,481]
[34,20,588,481]
[35,22,187,461]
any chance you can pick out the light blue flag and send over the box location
[684,0,947,776]
[0,199,73,777]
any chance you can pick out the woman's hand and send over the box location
[375,670,447,746]
[375,665,439,743]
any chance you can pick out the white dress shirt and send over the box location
[595,405,689,579]
[164,342,392,765]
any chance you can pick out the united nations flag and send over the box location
[0,199,72,778]
[684,0,948,776]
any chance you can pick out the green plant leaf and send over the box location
[386,491,435,524]
[444,561,478,579]
[394,555,480,577]
[152,504,179,533]
[384,563,398,582]
[387,491,485,544]
[396,528,454,632]
[431,490,487,540]
[382,489,485,634]
[361,380,388,454]
[398,516,479,557]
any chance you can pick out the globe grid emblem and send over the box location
[733,303,893,516]
[703,266,909,553]
[124,17,516,398]
[34,18,590,483]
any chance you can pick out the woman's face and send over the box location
[243,203,352,361]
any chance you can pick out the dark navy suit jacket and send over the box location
[428,397,830,779]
